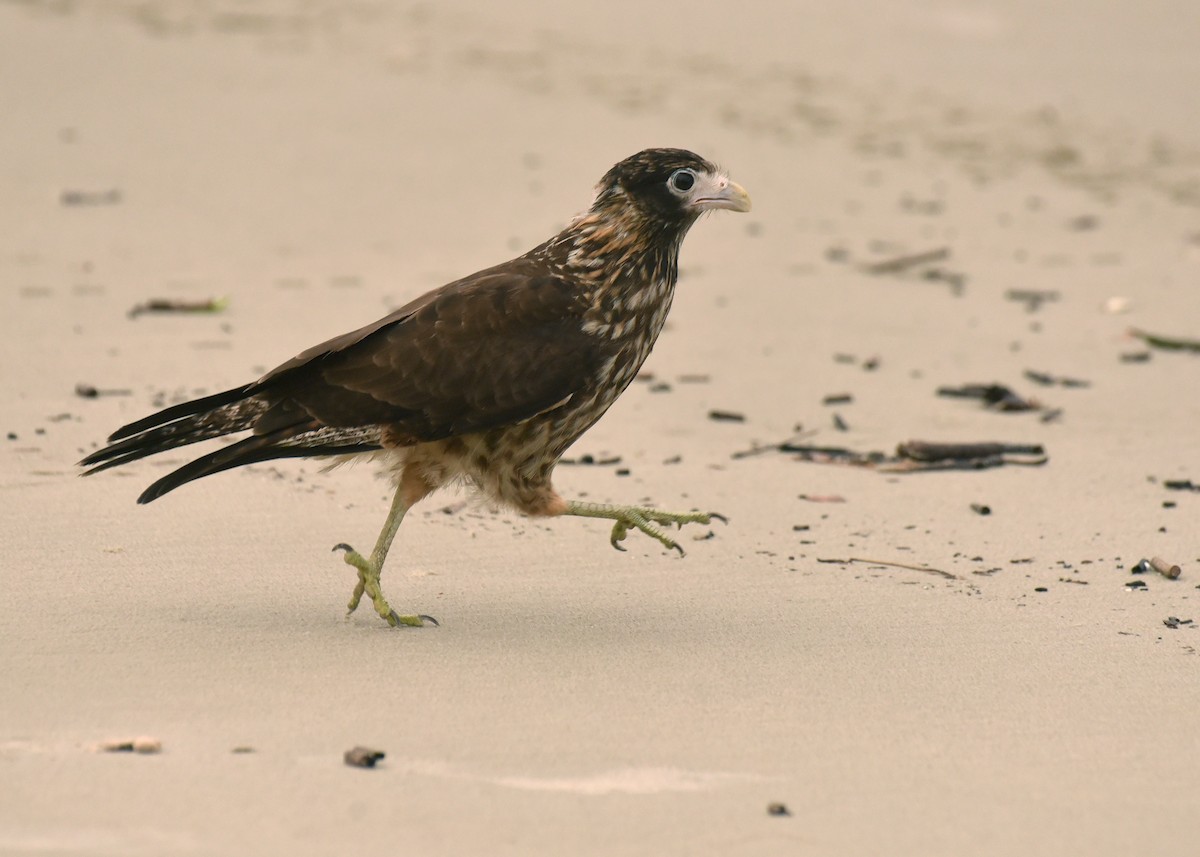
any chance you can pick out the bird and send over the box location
[80,148,751,627]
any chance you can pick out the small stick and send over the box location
[897,440,1044,461]
[861,247,950,276]
[1128,328,1200,353]
[847,557,958,580]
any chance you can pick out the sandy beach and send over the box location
[2,2,1198,854]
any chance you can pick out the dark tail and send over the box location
[133,428,381,503]
[80,384,383,502]
[79,385,264,476]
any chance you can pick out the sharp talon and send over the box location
[709,513,728,525]
[332,543,353,553]
[385,611,436,628]
[671,543,685,557]
[611,539,627,552]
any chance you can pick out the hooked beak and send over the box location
[691,175,752,213]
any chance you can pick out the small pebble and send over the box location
[100,736,162,754]
[344,746,386,769]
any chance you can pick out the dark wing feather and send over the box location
[82,259,605,500]
[254,263,603,443]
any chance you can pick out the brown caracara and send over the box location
[80,148,751,626]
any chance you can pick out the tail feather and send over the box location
[136,429,380,503]
[108,385,255,441]
[81,385,388,501]
[80,390,268,474]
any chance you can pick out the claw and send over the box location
[332,543,353,553]
[565,501,719,557]
[386,611,438,628]
[609,520,629,551]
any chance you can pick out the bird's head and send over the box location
[589,148,751,230]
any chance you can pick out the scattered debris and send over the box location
[937,383,1041,412]
[708,409,746,423]
[1120,351,1152,363]
[1005,289,1060,312]
[1163,617,1194,630]
[1137,556,1182,580]
[560,454,623,466]
[1023,370,1090,388]
[61,188,122,206]
[970,503,991,515]
[822,393,853,406]
[739,438,1046,473]
[1128,328,1200,353]
[99,736,162,754]
[1126,579,1148,590]
[898,441,1045,462]
[1067,214,1100,231]
[730,431,818,460]
[861,246,950,276]
[832,413,849,431]
[1059,577,1088,585]
[798,494,846,503]
[231,746,256,754]
[343,746,386,769]
[767,802,791,817]
[676,374,710,384]
[1163,479,1199,492]
[1102,296,1131,314]
[74,382,132,399]
[128,297,229,319]
[820,556,957,580]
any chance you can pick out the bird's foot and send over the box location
[332,543,437,628]
[564,502,726,556]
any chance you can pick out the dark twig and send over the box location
[1128,328,1200,353]
[861,247,950,276]
[819,556,958,580]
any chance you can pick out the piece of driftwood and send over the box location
[736,437,1047,472]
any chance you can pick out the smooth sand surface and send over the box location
[2,3,1198,855]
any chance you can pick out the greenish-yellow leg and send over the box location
[333,484,437,628]
[564,501,725,555]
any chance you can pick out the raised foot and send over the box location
[564,503,727,556]
[332,543,438,628]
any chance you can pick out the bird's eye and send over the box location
[668,169,696,194]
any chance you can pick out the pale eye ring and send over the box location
[668,169,696,194]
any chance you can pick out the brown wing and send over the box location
[251,261,604,443]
